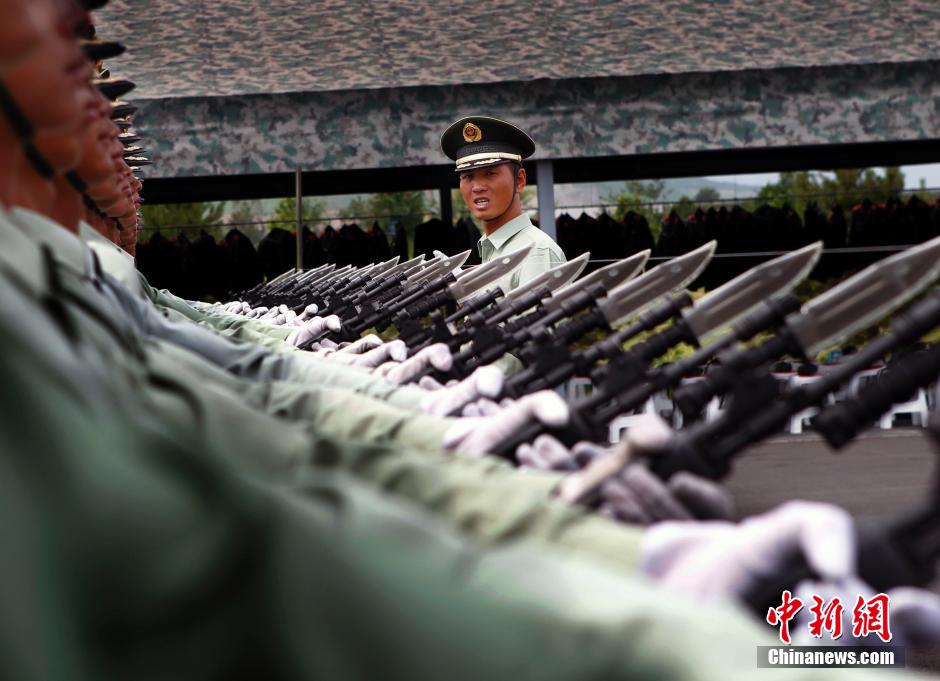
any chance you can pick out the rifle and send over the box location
[500,241,718,398]
[424,249,654,381]
[490,242,823,457]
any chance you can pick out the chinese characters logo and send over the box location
[766,591,891,644]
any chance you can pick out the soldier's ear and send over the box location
[516,165,527,191]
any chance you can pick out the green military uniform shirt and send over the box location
[0,204,915,681]
[4,207,648,570]
[477,213,566,294]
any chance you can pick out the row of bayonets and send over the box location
[237,233,940,613]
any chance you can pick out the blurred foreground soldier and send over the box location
[441,116,565,293]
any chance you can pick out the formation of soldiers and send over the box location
[9,0,940,678]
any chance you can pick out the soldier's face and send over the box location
[0,0,91,135]
[458,163,524,220]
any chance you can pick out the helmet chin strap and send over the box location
[483,163,521,227]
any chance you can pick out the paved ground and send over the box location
[723,426,940,673]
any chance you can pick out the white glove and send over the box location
[376,343,453,384]
[517,436,604,472]
[418,365,504,417]
[331,337,408,368]
[517,419,734,523]
[598,464,734,524]
[459,398,505,417]
[443,391,569,456]
[246,306,268,319]
[520,412,669,473]
[298,303,319,321]
[262,305,289,321]
[641,501,855,603]
[314,338,339,351]
[324,334,385,356]
[286,315,342,348]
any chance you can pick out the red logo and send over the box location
[808,595,844,640]
[852,594,892,642]
[766,590,804,644]
[462,122,482,143]
[767,591,892,644]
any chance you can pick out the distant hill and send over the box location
[552,177,766,215]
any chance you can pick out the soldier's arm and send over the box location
[1,297,919,681]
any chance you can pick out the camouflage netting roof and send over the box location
[93,1,940,180]
[98,0,940,100]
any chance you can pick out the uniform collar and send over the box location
[9,207,89,275]
[479,212,533,251]
[0,208,48,297]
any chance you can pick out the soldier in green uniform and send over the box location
[441,116,566,293]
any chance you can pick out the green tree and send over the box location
[751,171,819,214]
[347,190,437,230]
[672,195,696,219]
[602,180,667,242]
[693,187,721,204]
[819,167,903,207]
[228,200,262,226]
[139,201,226,230]
[268,196,324,231]
[752,168,904,216]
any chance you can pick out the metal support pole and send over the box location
[535,159,556,240]
[439,185,454,226]
[294,167,303,271]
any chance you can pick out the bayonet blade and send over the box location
[354,263,378,278]
[788,234,940,353]
[684,241,821,340]
[373,254,421,281]
[441,249,471,276]
[448,245,533,300]
[302,264,336,288]
[366,255,400,278]
[600,240,717,325]
[500,253,590,305]
[405,254,448,285]
[542,249,651,313]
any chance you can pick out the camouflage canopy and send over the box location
[95,0,940,181]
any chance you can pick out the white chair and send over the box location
[565,377,593,401]
[606,383,679,444]
[608,413,646,444]
[847,368,883,398]
[785,373,834,435]
[878,384,929,429]
[651,390,674,422]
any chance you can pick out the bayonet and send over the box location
[594,240,716,328]
[405,254,592,351]
[491,242,822,457]
[499,242,719,397]
[447,246,532,301]
[788,235,940,353]
[539,249,650,314]
[674,233,940,422]
[500,252,590,308]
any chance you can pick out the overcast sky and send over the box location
[707,163,940,192]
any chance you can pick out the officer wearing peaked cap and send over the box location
[441,116,565,294]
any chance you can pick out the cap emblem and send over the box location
[462,122,482,143]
